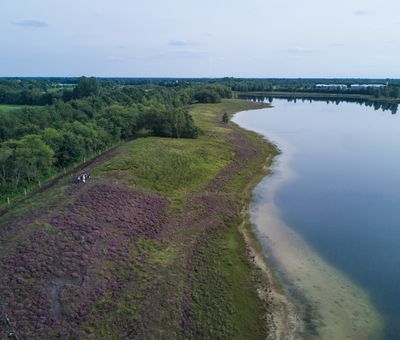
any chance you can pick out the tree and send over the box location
[73,76,100,99]
[222,112,229,124]
[2,135,54,186]
[194,89,221,103]
[18,135,55,182]
[57,131,84,167]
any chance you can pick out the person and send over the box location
[75,173,90,184]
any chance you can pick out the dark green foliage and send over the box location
[222,112,229,123]
[0,135,54,187]
[194,89,221,103]
[72,76,100,99]
[146,108,198,138]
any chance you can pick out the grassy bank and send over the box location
[0,99,280,338]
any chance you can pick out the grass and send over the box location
[93,136,232,197]
[191,100,268,132]
[93,99,270,198]
[0,104,40,112]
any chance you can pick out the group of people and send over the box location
[75,172,91,184]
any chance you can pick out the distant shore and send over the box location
[237,91,400,104]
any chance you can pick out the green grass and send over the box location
[191,100,268,133]
[0,104,40,112]
[92,136,232,197]
[93,99,270,198]
[190,224,268,339]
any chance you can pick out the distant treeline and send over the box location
[240,94,399,115]
[2,77,400,107]
[217,78,400,99]
[0,77,232,196]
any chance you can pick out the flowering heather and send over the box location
[0,101,276,339]
[0,182,168,338]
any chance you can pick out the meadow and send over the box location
[0,99,279,338]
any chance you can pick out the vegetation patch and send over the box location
[93,137,231,196]
[0,99,278,339]
[0,104,33,112]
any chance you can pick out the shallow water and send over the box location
[233,99,400,339]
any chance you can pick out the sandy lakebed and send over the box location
[233,109,384,340]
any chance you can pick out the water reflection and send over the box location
[238,94,399,115]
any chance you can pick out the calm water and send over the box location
[234,99,400,339]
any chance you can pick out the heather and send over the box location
[0,99,277,338]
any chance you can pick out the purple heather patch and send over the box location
[0,182,168,338]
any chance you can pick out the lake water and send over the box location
[233,98,400,339]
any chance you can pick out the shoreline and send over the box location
[236,91,400,104]
[232,107,385,339]
[230,110,304,339]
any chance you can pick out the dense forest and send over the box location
[0,77,232,198]
[1,76,399,200]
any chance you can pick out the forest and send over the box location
[0,77,232,199]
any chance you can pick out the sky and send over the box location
[1,0,400,78]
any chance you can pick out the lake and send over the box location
[233,98,400,339]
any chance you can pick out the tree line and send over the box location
[0,77,233,198]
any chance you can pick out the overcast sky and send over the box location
[1,0,400,78]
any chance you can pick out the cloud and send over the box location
[354,10,369,16]
[168,40,195,47]
[13,19,48,28]
[287,47,318,55]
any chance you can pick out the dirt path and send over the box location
[0,144,121,217]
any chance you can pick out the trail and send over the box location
[0,144,120,217]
